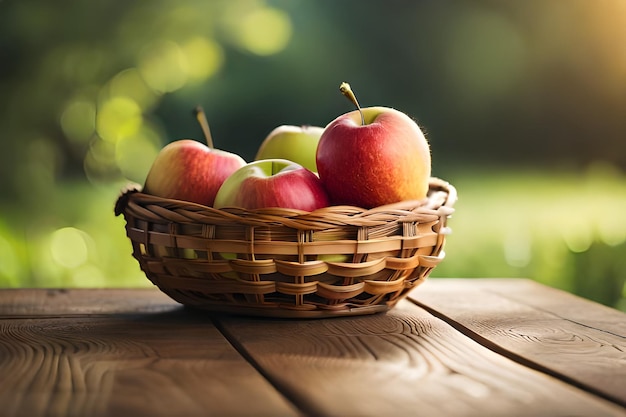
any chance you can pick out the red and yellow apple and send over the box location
[142,107,246,207]
[316,83,431,208]
[143,140,246,207]
[213,159,329,211]
[254,125,323,172]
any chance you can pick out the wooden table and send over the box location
[1,278,625,417]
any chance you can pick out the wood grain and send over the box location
[0,309,298,417]
[2,284,625,417]
[409,278,626,408]
[0,288,179,317]
[216,298,626,417]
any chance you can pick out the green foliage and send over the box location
[432,164,626,310]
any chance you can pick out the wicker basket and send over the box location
[114,177,456,318]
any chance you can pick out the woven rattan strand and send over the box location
[115,177,457,318]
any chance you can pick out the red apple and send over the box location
[316,83,431,208]
[213,159,330,211]
[142,107,246,207]
[143,140,246,206]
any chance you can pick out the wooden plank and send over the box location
[455,278,626,334]
[0,288,180,317]
[215,298,626,417]
[0,292,299,417]
[409,278,626,408]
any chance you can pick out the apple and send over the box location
[213,159,330,211]
[254,125,323,172]
[143,107,246,207]
[316,82,431,208]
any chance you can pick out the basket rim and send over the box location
[115,176,457,221]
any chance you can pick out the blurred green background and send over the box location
[1,0,625,311]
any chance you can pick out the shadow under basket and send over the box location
[115,177,457,318]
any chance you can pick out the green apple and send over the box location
[254,125,323,173]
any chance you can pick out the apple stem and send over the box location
[194,106,214,149]
[339,82,365,126]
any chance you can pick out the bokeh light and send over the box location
[108,68,159,112]
[0,231,21,286]
[180,37,225,83]
[96,96,143,143]
[70,264,107,287]
[50,227,91,269]
[561,225,593,254]
[503,228,532,268]
[41,44,108,87]
[115,123,162,183]
[84,138,119,183]
[223,6,292,56]
[138,40,188,93]
[60,99,97,144]
[598,222,626,248]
